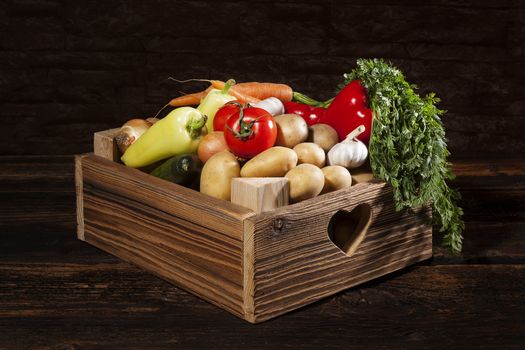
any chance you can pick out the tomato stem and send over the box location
[235,105,252,139]
[225,103,262,140]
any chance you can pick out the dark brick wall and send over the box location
[1,0,523,158]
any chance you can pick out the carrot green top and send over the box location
[344,58,464,254]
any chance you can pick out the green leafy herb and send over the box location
[343,58,464,253]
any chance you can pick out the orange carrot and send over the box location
[168,86,213,107]
[170,81,260,106]
[211,80,293,103]
[168,79,294,108]
[209,80,260,104]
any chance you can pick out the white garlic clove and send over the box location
[327,139,368,169]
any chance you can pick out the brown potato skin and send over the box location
[308,124,339,152]
[293,142,326,167]
[241,146,298,177]
[285,164,324,203]
[200,151,240,201]
[274,114,309,148]
[321,165,352,194]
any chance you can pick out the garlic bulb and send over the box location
[327,125,368,169]
[115,119,153,154]
[253,97,285,116]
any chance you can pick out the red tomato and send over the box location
[224,106,277,159]
[213,101,241,131]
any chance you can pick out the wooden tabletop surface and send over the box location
[1,156,524,349]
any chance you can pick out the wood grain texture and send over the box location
[9,156,521,266]
[248,181,432,322]
[75,155,85,240]
[78,148,431,322]
[77,153,257,319]
[1,1,523,160]
[80,153,255,240]
[451,159,525,177]
[82,187,245,318]
[93,128,120,161]
[231,178,289,214]
[2,156,524,348]
[2,263,523,350]
[243,217,256,323]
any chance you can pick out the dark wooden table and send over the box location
[1,156,524,349]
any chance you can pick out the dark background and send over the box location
[1,2,525,349]
[1,0,523,159]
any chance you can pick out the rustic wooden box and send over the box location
[75,130,432,324]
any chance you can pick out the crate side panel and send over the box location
[94,128,120,161]
[81,153,254,241]
[81,170,245,319]
[251,182,432,323]
[242,217,256,323]
[75,154,86,240]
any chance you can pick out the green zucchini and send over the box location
[150,154,202,187]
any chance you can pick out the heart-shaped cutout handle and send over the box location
[328,204,372,256]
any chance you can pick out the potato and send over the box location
[321,165,352,194]
[274,114,309,148]
[351,160,374,184]
[200,151,240,201]
[308,124,339,152]
[241,146,297,177]
[285,164,324,203]
[293,142,326,167]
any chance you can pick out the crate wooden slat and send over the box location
[245,181,432,322]
[79,154,253,240]
[76,131,433,323]
[77,154,255,318]
[231,177,289,214]
[93,128,120,161]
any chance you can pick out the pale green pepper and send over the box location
[197,79,236,131]
[121,107,207,168]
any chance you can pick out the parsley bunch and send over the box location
[343,59,464,253]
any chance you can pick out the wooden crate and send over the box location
[75,130,432,323]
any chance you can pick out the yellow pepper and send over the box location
[121,107,207,168]
[197,79,236,132]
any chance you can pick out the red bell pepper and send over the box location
[283,101,325,126]
[321,80,373,144]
